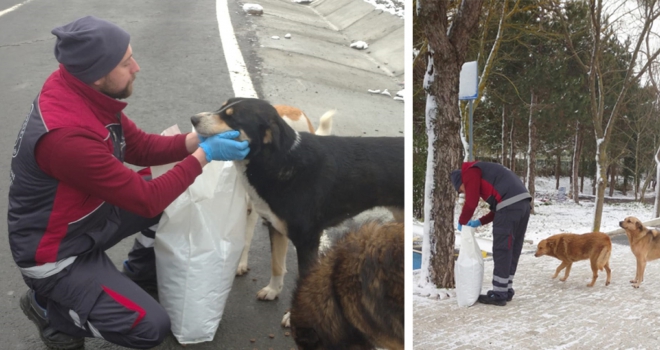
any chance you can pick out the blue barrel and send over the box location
[413,250,421,270]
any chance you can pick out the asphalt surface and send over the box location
[0,0,403,349]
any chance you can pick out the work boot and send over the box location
[477,291,507,306]
[122,260,158,298]
[507,288,515,302]
[20,289,84,350]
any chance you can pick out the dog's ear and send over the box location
[263,123,281,149]
[263,118,281,150]
[636,221,643,231]
[547,240,555,248]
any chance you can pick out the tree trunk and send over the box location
[654,146,660,217]
[609,164,616,197]
[593,144,607,232]
[509,123,515,172]
[501,105,508,165]
[526,92,536,215]
[555,150,561,190]
[417,0,483,289]
[639,172,652,203]
[572,121,583,204]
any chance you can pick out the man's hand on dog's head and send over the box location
[199,130,250,161]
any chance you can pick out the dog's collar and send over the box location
[289,131,301,152]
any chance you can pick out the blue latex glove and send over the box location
[457,223,463,231]
[199,130,250,161]
[467,219,482,228]
[197,133,207,143]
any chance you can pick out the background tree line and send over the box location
[414,0,660,219]
[414,0,660,288]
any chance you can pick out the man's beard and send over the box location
[101,76,134,100]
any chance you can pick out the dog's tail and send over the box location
[596,245,611,271]
[315,110,334,136]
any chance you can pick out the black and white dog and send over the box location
[191,97,404,302]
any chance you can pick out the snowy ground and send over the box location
[413,176,660,349]
[363,0,404,17]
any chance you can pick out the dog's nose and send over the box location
[190,115,200,127]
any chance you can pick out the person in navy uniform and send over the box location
[451,161,531,306]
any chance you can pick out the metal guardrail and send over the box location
[603,217,660,236]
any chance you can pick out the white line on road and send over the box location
[0,0,33,17]
[216,0,258,98]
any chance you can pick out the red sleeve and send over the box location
[122,116,191,166]
[458,166,482,225]
[479,211,495,225]
[35,128,203,217]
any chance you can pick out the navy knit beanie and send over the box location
[52,16,130,84]
[450,169,462,192]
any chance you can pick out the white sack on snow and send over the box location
[454,226,484,307]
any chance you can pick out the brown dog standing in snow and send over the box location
[618,216,660,288]
[534,232,612,287]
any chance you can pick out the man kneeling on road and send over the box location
[8,16,249,349]
[451,161,531,307]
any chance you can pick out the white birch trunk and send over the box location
[419,49,437,288]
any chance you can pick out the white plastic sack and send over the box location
[152,125,247,344]
[454,226,484,307]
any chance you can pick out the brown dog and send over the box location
[534,232,612,287]
[618,216,660,288]
[289,221,404,350]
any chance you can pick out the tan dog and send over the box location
[618,216,660,288]
[534,232,612,287]
[236,105,334,301]
[274,105,333,136]
[289,221,404,350]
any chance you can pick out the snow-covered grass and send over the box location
[413,176,660,348]
[414,243,660,349]
[363,0,404,17]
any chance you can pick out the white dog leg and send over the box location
[257,227,288,300]
[237,199,259,275]
[281,311,291,328]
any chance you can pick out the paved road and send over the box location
[0,0,403,349]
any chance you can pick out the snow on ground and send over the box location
[414,177,660,349]
[414,244,660,349]
[363,0,404,17]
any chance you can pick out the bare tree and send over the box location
[417,0,484,289]
[526,91,537,214]
[572,121,584,204]
[501,105,508,165]
[556,0,660,231]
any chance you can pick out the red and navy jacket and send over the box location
[8,66,202,278]
[458,161,530,226]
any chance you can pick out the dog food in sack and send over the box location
[454,226,484,307]
[151,125,247,344]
